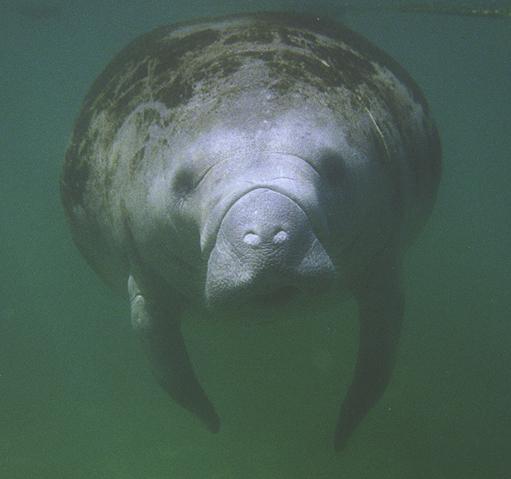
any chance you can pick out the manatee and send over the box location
[61,12,441,450]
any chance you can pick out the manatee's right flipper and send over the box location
[128,275,220,433]
[334,254,404,451]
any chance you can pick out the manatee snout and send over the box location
[205,188,335,307]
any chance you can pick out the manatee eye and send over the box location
[172,168,196,199]
[320,152,345,186]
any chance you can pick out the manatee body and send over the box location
[61,12,441,449]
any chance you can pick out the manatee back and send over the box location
[61,12,440,291]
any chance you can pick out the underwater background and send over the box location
[1,0,509,477]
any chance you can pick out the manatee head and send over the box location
[133,95,390,310]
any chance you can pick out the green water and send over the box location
[1,1,509,477]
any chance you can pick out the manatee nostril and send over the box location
[243,230,288,247]
[272,230,288,245]
[243,232,261,246]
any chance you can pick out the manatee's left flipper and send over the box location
[334,255,404,451]
[128,275,220,433]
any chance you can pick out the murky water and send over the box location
[1,1,509,477]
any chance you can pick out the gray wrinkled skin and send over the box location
[61,13,441,450]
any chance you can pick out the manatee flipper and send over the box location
[128,275,220,433]
[335,255,404,451]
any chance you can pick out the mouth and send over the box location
[205,285,306,314]
[252,285,300,307]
